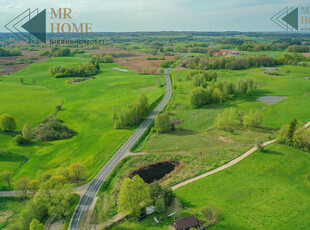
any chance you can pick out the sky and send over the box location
[0,0,309,32]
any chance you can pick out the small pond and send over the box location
[130,161,177,183]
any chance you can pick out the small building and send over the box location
[173,215,200,230]
[261,67,279,71]
[146,205,156,215]
[230,51,240,55]
[213,52,222,56]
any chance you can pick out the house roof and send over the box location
[173,215,199,230]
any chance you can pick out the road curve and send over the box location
[69,56,187,229]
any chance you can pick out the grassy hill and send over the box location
[0,57,163,188]
[175,144,310,229]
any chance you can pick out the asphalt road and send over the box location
[68,57,186,229]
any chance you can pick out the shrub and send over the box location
[0,114,16,132]
[14,134,28,145]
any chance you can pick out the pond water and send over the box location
[130,161,177,183]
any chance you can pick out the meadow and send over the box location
[125,65,310,185]
[174,144,310,229]
[0,57,164,188]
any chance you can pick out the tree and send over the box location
[15,177,30,197]
[149,181,164,199]
[68,163,86,184]
[155,111,171,133]
[27,179,40,197]
[201,206,220,226]
[0,114,17,132]
[155,196,165,213]
[118,175,150,216]
[19,76,24,84]
[256,140,264,152]
[29,219,44,230]
[169,198,183,218]
[287,118,297,144]
[1,171,13,189]
[22,123,32,141]
[237,111,245,125]
[96,192,112,222]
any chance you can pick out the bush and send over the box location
[155,111,172,133]
[14,134,28,145]
[0,114,16,132]
[49,62,98,78]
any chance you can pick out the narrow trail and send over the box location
[171,120,310,191]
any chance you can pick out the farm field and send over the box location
[174,144,310,229]
[0,56,164,188]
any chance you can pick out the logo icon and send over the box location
[271,7,299,31]
[5,9,46,44]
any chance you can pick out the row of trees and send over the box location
[137,67,164,75]
[190,79,256,108]
[113,94,149,128]
[1,163,86,230]
[49,62,99,78]
[185,53,306,71]
[40,47,71,57]
[237,41,290,52]
[278,119,310,152]
[0,47,21,57]
[185,70,217,88]
[287,45,309,53]
[91,54,114,63]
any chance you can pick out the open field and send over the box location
[0,197,23,229]
[0,57,164,187]
[174,144,310,229]
[120,65,310,185]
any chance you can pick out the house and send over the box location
[173,215,200,230]
[261,67,279,71]
[213,52,222,56]
[230,51,240,55]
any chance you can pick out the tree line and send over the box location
[278,119,310,152]
[237,41,290,52]
[185,53,306,71]
[113,94,149,128]
[39,47,71,57]
[0,47,21,57]
[49,62,99,78]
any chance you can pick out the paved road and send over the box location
[69,56,188,229]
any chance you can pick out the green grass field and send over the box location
[175,144,310,229]
[0,57,164,187]
[128,65,310,184]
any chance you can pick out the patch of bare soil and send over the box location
[218,135,234,143]
[0,50,48,76]
[115,56,174,72]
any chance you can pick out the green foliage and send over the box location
[117,175,150,216]
[0,114,17,132]
[159,60,174,68]
[277,119,310,152]
[49,62,98,78]
[91,54,114,63]
[15,177,30,197]
[113,94,149,128]
[287,45,309,53]
[40,47,70,57]
[19,76,24,84]
[155,196,165,213]
[201,206,220,226]
[0,171,13,189]
[0,47,21,57]
[32,115,75,141]
[14,134,28,145]
[154,111,171,133]
[255,140,264,152]
[235,79,256,95]
[68,163,87,184]
[214,108,236,128]
[22,123,32,141]
[29,219,44,230]
[168,198,183,218]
